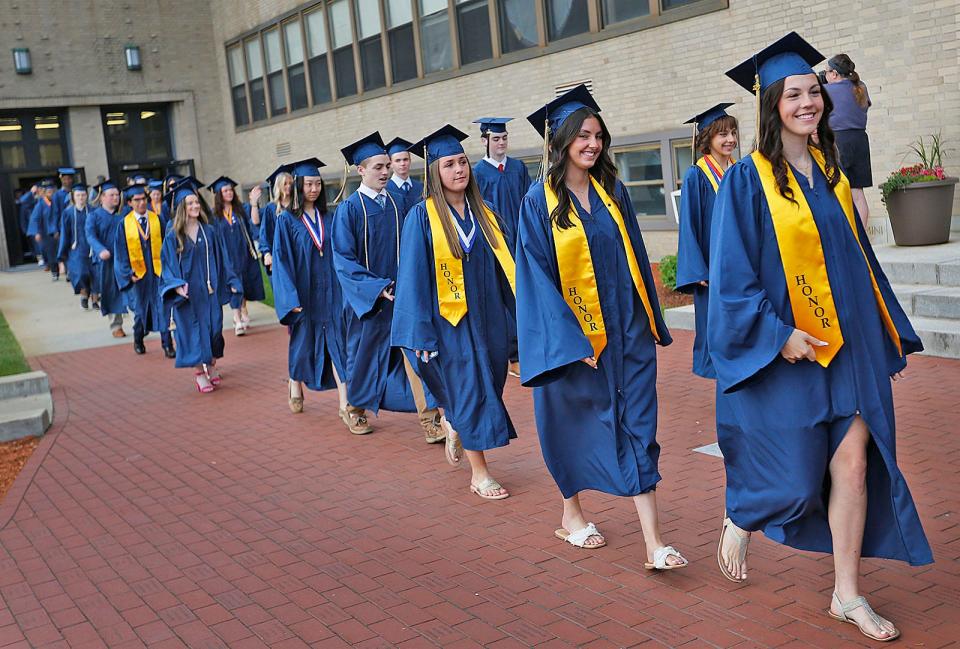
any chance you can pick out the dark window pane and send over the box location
[458,0,492,65]
[107,137,134,162]
[309,55,333,104]
[547,0,590,41]
[626,184,665,216]
[661,0,699,8]
[603,0,650,24]
[420,9,452,73]
[0,145,27,168]
[333,47,357,98]
[144,134,169,160]
[249,78,268,121]
[231,86,250,125]
[268,71,287,115]
[389,24,417,83]
[39,143,64,167]
[498,0,538,53]
[359,37,386,91]
[288,63,308,111]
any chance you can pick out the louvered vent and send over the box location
[554,79,593,97]
[276,141,292,157]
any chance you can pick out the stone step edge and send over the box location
[0,371,48,400]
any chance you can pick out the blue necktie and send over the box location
[375,194,385,209]
[402,182,410,194]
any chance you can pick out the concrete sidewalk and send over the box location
[0,265,276,357]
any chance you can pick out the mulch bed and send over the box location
[0,437,40,504]
[650,262,694,310]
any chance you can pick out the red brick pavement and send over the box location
[0,326,957,648]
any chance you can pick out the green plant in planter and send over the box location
[659,254,677,290]
[880,133,948,203]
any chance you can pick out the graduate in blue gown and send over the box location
[392,125,517,500]
[57,184,94,307]
[258,165,294,278]
[52,167,76,239]
[113,184,173,355]
[676,104,738,379]
[332,132,443,442]
[271,158,354,422]
[515,85,686,569]
[28,180,60,280]
[711,33,930,641]
[160,180,241,393]
[384,137,423,216]
[85,179,127,336]
[208,176,265,335]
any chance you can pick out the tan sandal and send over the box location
[717,517,750,582]
[554,523,606,549]
[340,407,373,435]
[470,477,509,500]
[828,592,900,642]
[288,380,304,414]
[444,426,463,466]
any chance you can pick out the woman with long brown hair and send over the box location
[824,53,873,226]
[712,33,931,641]
[392,125,517,500]
[208,176,265,335]
[160,178,241,392]
[514,86,685,568]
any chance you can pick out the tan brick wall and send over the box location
[208,0,960,252]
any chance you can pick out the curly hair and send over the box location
[695,115,739,155]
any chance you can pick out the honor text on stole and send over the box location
[440,262,463,301]
[794,273,832,330]
[568,286,599,332]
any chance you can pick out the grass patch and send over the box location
[0,310,30,377]
[261,265,274,308]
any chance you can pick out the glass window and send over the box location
[263,29,287,116]
[419,0,452,74]
[387,0,417,83]
[616,146,665,217]
[329,0,358,98]
[603,0,650,25]
[244,38,268,121]
[227,45,249,126]
[672,140,693,188]
[356,0,386,91]
[305,9,333,105]
[498,0,538,53]
[662,0,699,8]
[33,115,61,141]
[457,0,492,66]
[283,20,309,111]
[547,0,590,41]
[0,116,22,143]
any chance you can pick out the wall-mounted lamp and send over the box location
[124,44,142,71]
[13,48,31,74]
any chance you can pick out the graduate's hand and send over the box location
[263,252,272,267]
[292,307,303,313]
[53,232,59,239]
[415,350,437,363]
[699,280,708,287]
[58,262,65,274]
[581,356,598,369]
[34,234,42,242]
[891,371,906,381]
[381,287,395,302]
[781,329,827,363]
[99,250,111,260]
[131,275,140,283]
[176,285,189,298]
[249,185,263,203]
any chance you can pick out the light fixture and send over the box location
[124,44,141,71]
[12,48,31,74]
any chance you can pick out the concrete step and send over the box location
[0,393,53,442]
[0,370,48,399]
[892,284,960,319]
[910,316,960,360]
[874,240,960,287]
[664,304,696,331]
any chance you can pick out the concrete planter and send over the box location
[886,177,958,246]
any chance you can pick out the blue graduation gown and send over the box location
[676,165,718,378]
[52,188,71,231]
[27,199,59,266]
[332,190,438,414]
[258,202,281,256]
[18,192,36,236]
[57,206,93,294]
[212,204,265,308]
[85,207,126,313]
[160,224,241,368]
[516,181,672,498]
[473,158,532,250]
[273,209,348,391]
[707,158,932,566]
[386,178,423,218]
[392,201,516,451]
[113,216,166,333]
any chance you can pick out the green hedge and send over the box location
[659,254,677,291]
[0,310,29,377]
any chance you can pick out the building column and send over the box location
[67,106,110,182]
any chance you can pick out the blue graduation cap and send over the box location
[340,132,387,166]
[207,176,237,194]
[473,117,513,134]
[289,157,325,178]
[130,173,148,184]
[71,183,88,193]
[39,178,56,189]
[266,164,292,186]
[684,102,735,131]
[164,177,204,210]
[726,31,825,94]
[93,179,119,192]
[57,167,77,175]
[124,184,147,200]
[408,125,469,165]
[385,137,414,157]
[526,84,601,139]
[147,179,164,191]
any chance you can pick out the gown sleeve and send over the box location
[271,215,304,326]
[391,204,439,353]
[707,161,794,394]
[113,219,135,291]
[159,230,187,306]
[676,166,710,293]
[515,185,595,387]
[258,204,274,254]
[26,202,42,237]
[86,211,109,258]
[57,209,72,261]
[331,199,393,319]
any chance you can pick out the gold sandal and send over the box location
[828,592,900,642]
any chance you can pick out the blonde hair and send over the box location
[172,194,210,253]
[425,156,502,260]
[271,171,293,209]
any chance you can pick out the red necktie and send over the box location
[498,164,504,172]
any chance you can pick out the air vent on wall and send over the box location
[554,79,593,97]
[276,141,291,157]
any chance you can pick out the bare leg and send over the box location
[561,494,604,547]
[828,416,897,639]
[851,188,870,227]
[465,450,507,498]
[332,364,348,412]
[634,492,685,566]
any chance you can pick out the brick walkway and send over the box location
[1,326,957,648]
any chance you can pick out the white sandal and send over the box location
[554,522,606,549]
[828,592,900,642]
[644,545,687,570]
[717,516,750,582]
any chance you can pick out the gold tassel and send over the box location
[422,145,428,200]
[753,72,762,149]
[333,161,348,203]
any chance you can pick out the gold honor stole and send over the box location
[753,147,902,366]
[426,197,516,326]
[545,177,659,360]
[695,154,734,193]
[123,211,162,279]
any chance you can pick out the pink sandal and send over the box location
[195,371,214,393]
